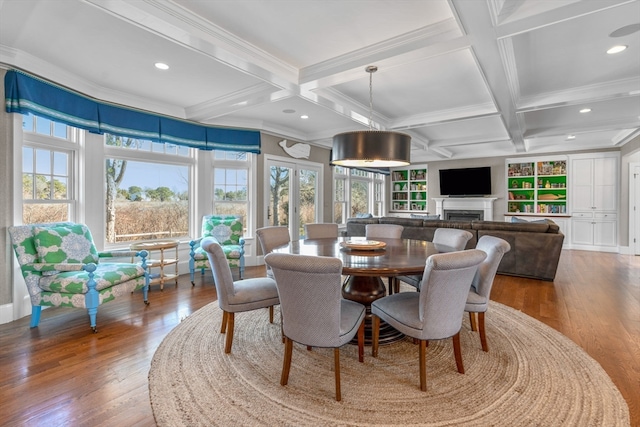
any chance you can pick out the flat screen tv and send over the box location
[439,166,491,196]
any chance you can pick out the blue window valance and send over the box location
[4,69,261,153]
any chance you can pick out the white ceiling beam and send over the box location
[451,0,527,153]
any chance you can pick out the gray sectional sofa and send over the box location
[345,216,564,281]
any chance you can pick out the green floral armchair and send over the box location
[8,222,150,333]
[189,215,245,284]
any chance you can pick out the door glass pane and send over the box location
[298,168,318,236]
[269,165,291,227]
[351,180,368,217]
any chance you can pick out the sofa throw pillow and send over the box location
[511,216,548,224]
[355,213,373,218]
[410,214,440,220]
[34,224,99,268]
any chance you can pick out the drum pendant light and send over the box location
[331,66,411,168]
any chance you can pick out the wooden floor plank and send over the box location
[0,250,638,426]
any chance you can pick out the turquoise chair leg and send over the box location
[83,263,99,333]
[30,306,42,328]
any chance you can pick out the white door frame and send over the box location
[263,154,323,241]
[630,162,640,255]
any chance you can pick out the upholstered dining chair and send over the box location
[256,226,291,280]
[465,235,511,352]
[365,224,404,240]
[365,224,404,294]
[201,237,280,354]
[304,223,339,239]
[264,252,365,402]
[371,249,487,391]
[397,227,474,292]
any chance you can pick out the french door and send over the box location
[265,156,323,240]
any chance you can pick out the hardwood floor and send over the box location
[0,250,638,426]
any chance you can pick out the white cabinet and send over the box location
[570,153,619,252]
[571,213,618,247]
[571,156,617,211]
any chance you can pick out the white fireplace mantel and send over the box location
[432,197,498,221]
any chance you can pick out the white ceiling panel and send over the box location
[1,0,638,162]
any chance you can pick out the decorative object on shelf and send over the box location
[331,66,411,167]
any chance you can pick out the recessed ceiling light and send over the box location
[566,135,576,140]
[606,45,627,54]
[300,115,309,119]
[154,62,169,70]
[579,108,591,113]
[282,109,296,114]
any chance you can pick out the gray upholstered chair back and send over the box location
[256,226,290,254]
[418,249,487,339]
[433,228,473,252]
[470,236,511,309]
[264,253,346,347]
[201,236,236,311]
[304,223,339,239]
[256,226,291,278]
[365,224,403,239]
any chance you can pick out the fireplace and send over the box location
[444,210,483,221]
[432,197,497,221]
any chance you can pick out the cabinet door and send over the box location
[593,220,617,247]
[571,219,594,245]
[571,158,594,211]
[593,157,617,211]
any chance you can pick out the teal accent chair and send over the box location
[8,222,150,333]
[189,215,245,285]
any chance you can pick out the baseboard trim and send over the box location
[0,303,14,325]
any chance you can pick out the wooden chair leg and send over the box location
[452,332,464,374]
[372,315,380,357]
[269,306,274,323]
[334,348,341,401]
[469,311,477,331]
[357,319,365,363]
[419,339,427,391]
[478,312,488,352]
[221,311,228,334]
[281,337,293,386]
[224,312,235,353]
[307,346,312,351]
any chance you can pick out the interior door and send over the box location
[265,157,322,240]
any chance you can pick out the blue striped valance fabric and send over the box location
[4,69,261,153]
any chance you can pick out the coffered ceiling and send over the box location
[1,0,639,163]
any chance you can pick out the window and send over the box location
[212,150,251,233]
[23,112,69,139]
[333,166,386,222]
[104,134,192,243]
[22,146,73,224]
[21,114,76,224]
[334,175,346,224]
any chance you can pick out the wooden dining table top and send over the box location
[272,237,449,277]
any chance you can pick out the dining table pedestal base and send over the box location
[342,275,404,345]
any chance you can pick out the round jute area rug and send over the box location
[149,301,629,426]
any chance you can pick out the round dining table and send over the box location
[273,237,448,344]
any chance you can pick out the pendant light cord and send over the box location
[366,65,377,131]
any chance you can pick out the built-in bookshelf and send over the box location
[390,167,427,211]
[506,158,567,215]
